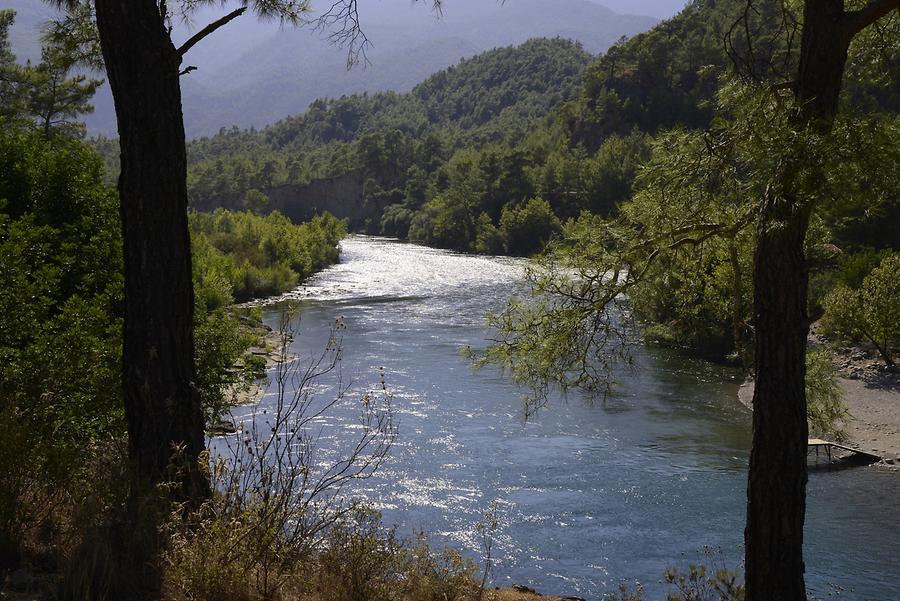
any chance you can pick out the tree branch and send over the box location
[844,0,900,37]
[177,7,247,58]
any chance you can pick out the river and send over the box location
[232,236,900,600]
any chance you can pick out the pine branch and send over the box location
[177,7,247,58]
[844,0,900,37]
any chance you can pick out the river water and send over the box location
[243,236,900,600]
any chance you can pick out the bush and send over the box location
[474,212,504,255]
[498,198,562,256]
[191,209,347,303]
[806,348,850,439]
[408,195,477,252]
[0,129,123,563]
[823,252,900,366]
[606,559,744,600]
[836,248,892,289]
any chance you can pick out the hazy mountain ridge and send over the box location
[5,0,661,137]
[168,0,660,137]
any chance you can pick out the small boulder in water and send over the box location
[207,420,238,437]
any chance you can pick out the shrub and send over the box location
[498,198,562,256]
[191,209,346,302]
[605,562,744,600]
[806,348,850,440]
[823,252,900,366]
[0,129,123,563]
[474,212,504,255]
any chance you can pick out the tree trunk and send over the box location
[93,0,209,503]
[744,184,812,600]
[744,1,852,599]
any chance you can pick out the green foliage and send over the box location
[0,10,25,123]
[24,39,102,137]
[408,193,477,252]
[0,9,101,137]
[822,253,900,366]
[185,38,590,206]
[190,209,346,303]
[474,212,504,255]
[835,249,893,289]
[184,39,590,245]
[569,0,751,150]
[535,131,651,218]
[177,0,898,267]
[243,188,269,214]
[316,509,476,601]
[481,71,900,414]
[164,503,478,601]
[814,114,900,251]
[0,127,123,559]
[805,348,849,440]
[0,124,343,562]
[498,198,562,257]
[194,308,262,424]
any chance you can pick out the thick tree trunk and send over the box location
[744,1,852,599]
[93,0,209,503]
[744,185,812,600]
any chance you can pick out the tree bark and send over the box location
[93,0,209,504]
[745,183,812,600]
[744,1,853,599]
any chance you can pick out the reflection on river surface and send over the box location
[225,236,900,600]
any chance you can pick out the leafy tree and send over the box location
[743,3,899,596]
[498,197,562,256]
[31,3,383,595]
[0,9,101,136]
[408,193,478,251]
[0,127,123,560]
[49,0,433,518]
[24,40,102,137]
[243,188,269,214]
[0,11,25,121]
[183,37,592,237]
[478,7,899,592]
[191,209,346,302]
[474,211,504,255]
[805,348,849,439]
[823,252,899,365]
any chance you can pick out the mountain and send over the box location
[4,0,659,137]
[172,0,656,136]
[183,37,594,228]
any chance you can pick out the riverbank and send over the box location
[737,346,900,465]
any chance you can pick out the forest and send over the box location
[184,0,898,366]
[2,0,900,600]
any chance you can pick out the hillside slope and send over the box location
[185,37,593,228]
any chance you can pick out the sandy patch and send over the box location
[738,374,900,465]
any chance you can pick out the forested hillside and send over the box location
[3,1,900,599]
[184,0,783,246]
[187,0,898,363]
[185,37,593,235]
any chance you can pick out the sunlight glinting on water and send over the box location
[225,236,900,600]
